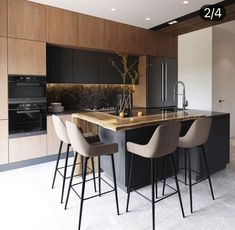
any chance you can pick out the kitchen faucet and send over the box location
[173,81,188,110]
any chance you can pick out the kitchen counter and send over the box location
[72,108,226,131]
[72,108,230,191]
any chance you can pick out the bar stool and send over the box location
[126,122,185,230]
[178,117,215,213]
[65,121,119,230]
[51,115,97,203]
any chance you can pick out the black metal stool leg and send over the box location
[155,159,158,199]
[184,148,187,185]
[151,158,155,230]
[52,141,63,189]
[98,156,101,197]
[201,145,215,200]
[61,144,70,204]
[78,157,88,230]
[91,157,97,192]
[64,151,78,210]
[111,154,120,215]
[188,148,193,213]
[170,154,185,218]
[162,156,168,196]
[126,153,134,212]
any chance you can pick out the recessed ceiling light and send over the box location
[145,17,150,21]
[183,0,189,4]
[168,20,178,25]
[111,8,116,11]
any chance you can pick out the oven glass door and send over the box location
[9,107,46,137]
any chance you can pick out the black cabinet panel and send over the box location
[47,46,73,83]
[73,49,99,83]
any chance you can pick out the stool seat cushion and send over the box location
[178,118,212,148]
[127,122,181,158]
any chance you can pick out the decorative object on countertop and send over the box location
[109,52,138,115]
[48,102,64,113]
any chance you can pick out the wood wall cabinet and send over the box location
[8,0,46,41]
[77,13,105,50]
[0,120,8,165]
[0,37,8,119]
[9,134,46,162]
[8,38,46,75]
[146,30,178,58]
[47,115,72,156]
[46,6,77,46]
[0,0,7,37]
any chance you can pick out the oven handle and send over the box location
[16,83,41,86]
[16,110,41,114]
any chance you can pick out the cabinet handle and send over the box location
[161,62,164,102]
[165,62,168,101]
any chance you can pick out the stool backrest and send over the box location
[52,115,70,144]
[66,121,90,157]
[148,122,181,158]
[183,117,212,148]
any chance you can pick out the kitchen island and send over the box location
[72,108,230,191]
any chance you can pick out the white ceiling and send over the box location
[29,0,222,29]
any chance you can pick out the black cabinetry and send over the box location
[73,49,99,83]
[47,46,73,83]
[47,46,138,84]
[147,56,177,107]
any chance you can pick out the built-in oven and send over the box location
[9,102,47,138]
[8,75,46,103]
[8,75,47,138]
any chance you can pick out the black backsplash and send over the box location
[47,84,130,110]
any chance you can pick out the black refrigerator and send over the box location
[147,56,177,108]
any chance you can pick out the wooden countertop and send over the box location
[72,109,207,131]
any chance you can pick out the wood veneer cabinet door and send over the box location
[8,38,46,75]
[77,13,105,50]
[0,36,7,119]
[46,6,77,46]
[0,120,8,165]
[146,30,177,58]
[9,134,47,163]
[8,0,46,41]
[47,115,72,156]
[0,0,7,37]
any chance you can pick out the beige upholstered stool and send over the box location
[178,117,215,213]
[51,115,97,204]
[65,121,119,230]
[126,122,185,230]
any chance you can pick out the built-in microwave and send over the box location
[8,75,46,103]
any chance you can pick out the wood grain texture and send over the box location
[156,4,235,35]
[146,30,178,58]
[0,120,8,165]
[8,38,46,75]
[46,6,77,46]
[0,37,8,119]
[133,56,147,107]
[47,114,72,156]
[8,0,46,41]
[77,13,105,50]
[0,0,7,37]
[9,134,46,163]
[72,110,206,131]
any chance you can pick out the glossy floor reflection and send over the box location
[1,139,235,230]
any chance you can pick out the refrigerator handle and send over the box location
[161,62,164,102]
[165,62,168,101]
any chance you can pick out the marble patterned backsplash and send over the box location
[47,84,131,110]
